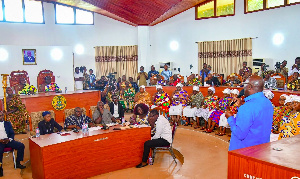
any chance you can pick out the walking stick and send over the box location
[1,74,9,120]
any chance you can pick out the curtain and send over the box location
[95,45,138,80]
[197,38,252,78]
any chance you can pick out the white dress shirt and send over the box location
[113,104,119,118]
[74,72,83,90]
[152,115,172,144]
[0,122,8,140]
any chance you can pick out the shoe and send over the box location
[136,163,148,168]
[0,168,3,177]
[16,164,26,169]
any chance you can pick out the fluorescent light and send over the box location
[51,48,63,61]
[75,44,84,55]
[170,41,179,51]
[0,48,9,61]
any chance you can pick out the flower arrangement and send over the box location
[45,82,61,92]
[18,84,37,95]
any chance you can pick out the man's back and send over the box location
[228,92,273,151]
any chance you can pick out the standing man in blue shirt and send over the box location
[161,64,172,82]
[225,75,273,151]
[199,63,210,85]
[148,65,159,78]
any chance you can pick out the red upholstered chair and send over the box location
[37,69,55,92]
[9,70,30,88]
[152,123,177,164]
[3,147,16,169]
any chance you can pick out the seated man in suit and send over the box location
[0,111,26,177]
[108,95,124,122]
[64,107,94,130]
[93,101,116,125]
[38,111,63,135]
[205,74,221,86]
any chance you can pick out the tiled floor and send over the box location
[2,124,230,179]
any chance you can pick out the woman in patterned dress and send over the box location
[278,96,300,140]
[195,87,218,130]
[169,83,189,125]
[130,103,150,125]
[5,87,29,133]
[152,85,171,117]
[272,94,291,134]
[120,81,136,112]
[206,88,232,133]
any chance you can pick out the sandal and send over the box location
[206,129,213,133]
[194,126,199,129]
[218,133,225,136]
[200,127,206,130]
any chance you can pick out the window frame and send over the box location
[244,0,300,14]
[55,3,94,25]
[0,0,45,24]
[195,0,236,20]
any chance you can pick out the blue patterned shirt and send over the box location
[64,115,93,128]
[161,70,172,81]
[148,70,159,78]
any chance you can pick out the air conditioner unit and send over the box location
[252,58,273,73]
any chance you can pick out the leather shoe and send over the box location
[136,163,148,168]
[16,164,26,169]
[0,168,3,177]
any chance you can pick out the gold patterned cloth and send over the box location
[135,91,152,106]
[6,95,29,133]
[287,79,300,90]
[278,112,300,139]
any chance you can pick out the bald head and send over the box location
[244,75,264,97]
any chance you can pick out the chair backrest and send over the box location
[89,106,97,117]
[64,107,87,120]
[9,70,30,88]
[31,110,55,131]
[37,69,55,92]
[213,73,223,85]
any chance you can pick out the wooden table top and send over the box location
[229,135,300,171]
[30,125,150,148]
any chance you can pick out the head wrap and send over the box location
[293,96,300,103]
[156,85,162,90]
[222,88,231,94]
[176,83,183,88]
[263,90,274,100]
[280,94,288,98]
[231,89,239,95]
[289,95,298,101]
[193,86,199,91]
[208,87,215,94]
[284,96,292,105]
[140,85,145,89]
[42,111,51,117]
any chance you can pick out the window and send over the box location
[196,0,235,20]
[76,9,93,24]
[0,0,44,23]
[24,0,43,23]
[4,0,23,22]
[56,4,94,25]
[246,0,300,13]
[0,0,3,21]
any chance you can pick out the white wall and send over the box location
[149,1,300,77]
[0,2,137,95]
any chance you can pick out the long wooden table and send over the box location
[145,86,300,106]
[29,126,151,179]
[228,135,300,179]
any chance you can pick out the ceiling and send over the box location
[41,0,207,26]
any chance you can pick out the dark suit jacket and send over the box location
[109,102,124,118]
[38,118,63,135]
[206,77,221,86]
[3,121,15,140]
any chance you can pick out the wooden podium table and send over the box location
[228,135,300,179]
[29,126,151,179]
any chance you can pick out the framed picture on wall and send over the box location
[22,49,37,65]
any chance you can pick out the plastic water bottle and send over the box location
[122,117,125,124]
[284,84,287,91]
[82,123,87,133]
[148,156,153,165]
[212,81,214,87]
[36,128,40,137]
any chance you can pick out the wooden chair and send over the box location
[3,147,16,169]
[213,73,223,85]
[271,73,286,89]
[30,110,56,135]
[9,70,30,89]
[37,69,55,92]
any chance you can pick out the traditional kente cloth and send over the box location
[187,78,202,86]
[195,95,218,121]
[137,113,150,125]
[278,112,300,140]
[183,92,204,119]
[219,103,239,128]
[272,106,291,133]
[153,92,171,116]
[6,95,29,133]
[209,97,232,124]
[18,84,37,95]
[287,79,300,90]
[120,88,135,110]
[83,72,89,90]
[135,91,152,106]
[88,74,96,89]
[45,82,61,92]
[169,90,189,117]
[169,78,181,86]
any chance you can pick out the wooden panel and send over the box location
[228,135,300,179]
[30,127,150,179]
[29,139,45,179]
